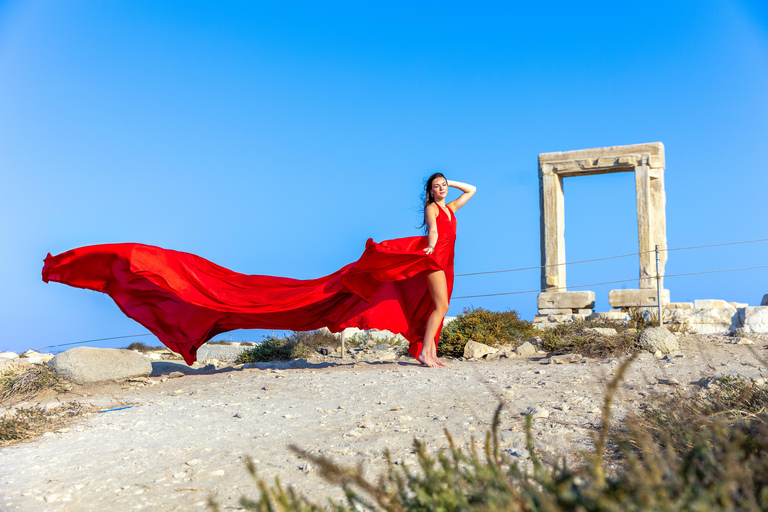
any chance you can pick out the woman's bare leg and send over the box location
[419,270,449,368]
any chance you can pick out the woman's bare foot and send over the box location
[434,356,449,367]
[417,353,440,368]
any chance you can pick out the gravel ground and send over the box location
[1,333,767,511]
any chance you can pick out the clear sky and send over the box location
[1,1,767,354]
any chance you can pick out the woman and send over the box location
[418,173,475,367]
[42,174,475,367]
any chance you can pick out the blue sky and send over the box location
[1,1,766,354]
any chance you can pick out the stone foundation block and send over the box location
[577,309,593,315]
[588,311,630,321]
[537,291,595,310]
[672,306,741,334]
[538,308,573,315]
[666,302,693,309]
[739,306,768,334]
[694,299,730,309]
[609,289,670,308]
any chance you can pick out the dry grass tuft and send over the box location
[0,402,92,446]
[1,364,69,402]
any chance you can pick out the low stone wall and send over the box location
[534,303,768,335]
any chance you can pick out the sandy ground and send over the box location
[1,334,767,511]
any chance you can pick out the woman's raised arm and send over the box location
[446,180,476,211]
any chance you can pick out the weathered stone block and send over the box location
[196,344,252,362]
[538,308,572,315]
[608,289,670,308]
[694,299,730,309]
[676,307,741,334]
[577,309,593,315]
[729,302,748,308]
[666,302,693,309]
[537,291,595,310]
[739,306,768,334]
[588,311,630,321]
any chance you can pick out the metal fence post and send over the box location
[655,245,663,327]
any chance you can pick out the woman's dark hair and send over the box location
[419,172,446,233]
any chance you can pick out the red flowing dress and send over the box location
[42,207,457,365]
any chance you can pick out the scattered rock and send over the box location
[524,405,549,418]
[546,354,583,364]
[169,371,185,379]
[515,341,536,357]
[582,328,617,336]
[186,459,202,466]
[263,384,279,391]
[48,347,152,384]
[658,378,680,386]
[463,341,498,359]
[639,327,679,354]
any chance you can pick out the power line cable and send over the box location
[455,236,768,277]
[37,333,153,351]
[453,263,768,300]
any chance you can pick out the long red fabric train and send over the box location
[42,208,456,365]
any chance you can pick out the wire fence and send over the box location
[36,236,768,350]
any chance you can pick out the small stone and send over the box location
[582,328,617,336]
[263,384,278,391]
[525,406,549,418]
[515,342,536,357]
[169,372,185,379]
[640,327,679,354]
[658,378,680,386]
[547,354,582,364]
[55,428,70,434]
[173,472,186,479]
[44,494,61,503]
[186,459,202,466]
[735,338,754,345]
[210,470,225,477]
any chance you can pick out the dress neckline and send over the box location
[436,203,452,222]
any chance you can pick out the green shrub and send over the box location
[235,330,339,363]
[123,342,164,352]
[437,308,537,357]
[538,319,640,358]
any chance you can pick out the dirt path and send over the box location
[1,334,767,511]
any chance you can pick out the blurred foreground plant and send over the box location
[214,355,768,511]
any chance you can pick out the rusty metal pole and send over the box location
[656,245,663,327]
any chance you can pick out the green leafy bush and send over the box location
[235,330,339,363]
[123,342,164,352]
[437,308,536,357]
[538,320,640,358]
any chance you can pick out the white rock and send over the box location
[0,352,19,360]
[48,347,152,384]
[582,328,617,336]
[525,406,549,418]
[547,354,583,364]
[694,299,731,309]
[186,459,202,466]
[515,341,536,357]
[587,311,630,321]
[463,341,498,359]
[639,327,678,354]
[675,307,740,334]
[739,306,768,334]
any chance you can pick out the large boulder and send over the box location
[48,347,152,384]
[739,306,768,334]
[463,340,498,359]
[639,327,678,354]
